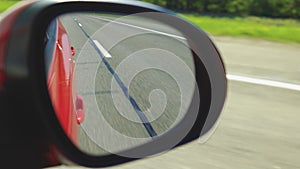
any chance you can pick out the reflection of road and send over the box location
[51,15,300,169]
[60,14,195,155]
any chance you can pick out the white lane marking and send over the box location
[227,74,300,91]
[88,15,186,40]
[84,16,300,92]
[93,40,112,58]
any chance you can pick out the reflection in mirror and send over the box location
[44,12,197,156]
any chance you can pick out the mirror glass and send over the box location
[44,12,197,156]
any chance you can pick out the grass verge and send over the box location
[1,2,299,43]
[0,1,18,13]
[181,13,300,43]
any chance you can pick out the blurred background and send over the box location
[1,0,300,169]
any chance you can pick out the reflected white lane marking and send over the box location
[93,40,112,58]
[227,74,300,91]
[85,16,300,91]
[88,15,186,40]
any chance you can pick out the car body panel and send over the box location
[47,19,80,144]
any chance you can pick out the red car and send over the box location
[44,19,85,144]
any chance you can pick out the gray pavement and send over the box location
[60,13,196,155]
[48,14,300,169]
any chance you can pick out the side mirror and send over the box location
[0,0,226,168]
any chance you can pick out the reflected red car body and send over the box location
[47,19,84,144]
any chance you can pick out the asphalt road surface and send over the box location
[59,13,196,155]
[49,13,300,169]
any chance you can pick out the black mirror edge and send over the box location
[4,0,226,168]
